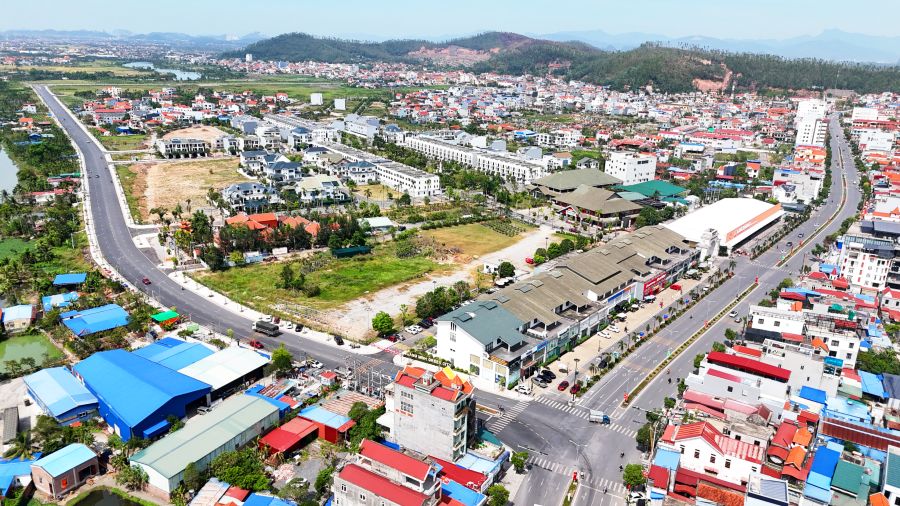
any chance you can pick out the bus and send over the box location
[252,320,280,337]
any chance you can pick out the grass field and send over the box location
[422,223,525,257]
[193,245,450,310]
[0,61,150,77]
[115,164,143,223]
[94,133,149,151]
[0,238,30,261]
[353,184,395,200]
[0,333,63,373]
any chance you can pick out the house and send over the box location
[659,421,765,486]
[221,182,281,212]
[604,151,657,185]
[31,444,99,499]
[359,216,395,234]
[1,305,35,333]
[52,273,86,287]
[551,185,642,227]
[528,168,622,198]
[296,405,355,444]
[290,175,348,204]
[333,160,378,185]
[155,138,210,159]
[332,439,442,506]
[59,304,129,337]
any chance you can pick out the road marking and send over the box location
[484,400,529,432]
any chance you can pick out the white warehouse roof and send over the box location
[178,347,269,391]
[664,198,784,248]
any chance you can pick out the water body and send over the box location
[69,489,144,506]
[123,61,201,81]
[0,148,19,194]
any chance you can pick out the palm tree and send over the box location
[4,431,34,460]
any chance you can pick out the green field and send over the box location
[422,223,528,257]
[94,133,148,151]
[115,164,143,223]
[0,238,30,261]
[0,333,63,373]
[193,245,450,310]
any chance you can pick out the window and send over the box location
[359,493,366,501]
[757,318,764,324]
[401,391,414,400]
[340,485,347,492]
[694,449,700,459]
[727,386,733,393]
[774,321,781,327]
[450,322,457,331]
[725,459,731,469]
[709,455,716,464]
[400,401,414,414]
[679,445,685,454]
[847,353,853,359]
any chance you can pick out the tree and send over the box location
[497,261,515,279]
[724,328,737,341]
[4,431,34,460]
[314,466,334,498]
[371,311,394,336]
[510,451,528,473]
[664,397,676,409]
[210,448,269,491]
[622,463,647,488]
[636,423,653,450]
[712,341,727,353]
[270,345,293,377]
[398,304,410,326]
[693,353,705,370]
[486,484,509,506]
[397,192,412,206]
[856,348,900,375]
[348,402,369,422]
[182,461,203,493]
[116,464,149,491]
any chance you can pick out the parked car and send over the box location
[525,257,534,265]
[308,360,323,369]
[197,405,212,415]
[533,378,549,388]
[599,330,611,338]
[557,380,570,391]
[141,277,151,285]
[570,382,582,394]
[248,340,264,349]
[418,320,433,329]
[405,325,422,335]
[284,322,294,330]
[539,369,556,380]
[608,326,620,333]
[728,310,738,318]
[386,334,400,342]
[333,334,344,346]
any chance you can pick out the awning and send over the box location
[142,418,171,439]
[151,310,180,323]
[811,337,830,353]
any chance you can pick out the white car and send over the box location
[608,326,620,333]
[406,325,422,335]
[308,360,323,369]
[728,310,738,318]
[599,330,611,338]
[284,322,294,330]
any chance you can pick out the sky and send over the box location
[4,0,900,40]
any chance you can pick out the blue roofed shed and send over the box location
[442,479,486,506]
[242,494,295,506]
[132,338,214,371]
[0,455,40,497]
[60,304,129,336]
[1,304,35,332]
[73,350,210,441]
[799,386,828,405]
[653,447,681,471]
[24,367,98,425]
[52,273,86,286]
[31,443,98,499]
[41,292,79,313]
[859,371,887,399]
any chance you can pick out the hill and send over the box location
[230,32,900,94]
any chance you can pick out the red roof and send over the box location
[281,417,318,437]
[360,439,431,481]
[732,345,762,358]
[706,351,791,382]
[781,332,805,342]
[662,422,763,464]
[706,367,742,383]
[820,417,900,451]
[224,486,250,501]
[338,464,430,506]
[430,456,487,491]
[260,427,304,453]
[647,465,670,489]
[771,422,797,448]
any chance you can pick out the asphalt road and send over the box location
[481,115,859,506]
[33,85,399,379]
[41,85,856,506]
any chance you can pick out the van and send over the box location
[197,406,212,415]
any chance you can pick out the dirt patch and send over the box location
[129,158,248,220]
[162,125,228,145]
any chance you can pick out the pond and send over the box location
[70,489,145,506]
[123,61,201,81]
[0,147,18,194]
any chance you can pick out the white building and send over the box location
[839,233,893,291]
[343,114,380,140]
[604,151,656,185]
[334,98,346,111]
[747,305,805,336]
[795,117,828,147]
[310,93,323,106]
[313,142,441,198]
[659,421,765,486]
[851,107,879,122]
[685,351,791,418]
[403,134,547,184]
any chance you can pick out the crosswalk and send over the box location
[484,400,529,432]
[527,455,627,495]
[532,397,637,437]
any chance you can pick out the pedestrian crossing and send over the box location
[484,400,529,432]
[526,456,626,495]
[532,397,638,437]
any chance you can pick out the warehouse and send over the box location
[24,367,98,426]
[130,395,279,495]
[665,198,784,254]
[177,347,269,399]
[73,350,211,441]
[132,338,214,371]
[60,304,129,336]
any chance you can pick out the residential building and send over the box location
[343,114,380,140]
[883,446,900,504]
[333,439,442,506]
[221,182,281,212]
[290,175,349,204]
[551,185,642,227]
[333,160,378,185]
[1,304,35,333]
[155,138,211,159]
[685,351,792,417]
[659,421,765,486]
[838,232,894,291]
[314,142,441,198]
[390,366,476,462]
[403,134,547,184]
[604,151,656,185]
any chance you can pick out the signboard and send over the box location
[643,271,667,296]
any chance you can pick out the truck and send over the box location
[252,320,280,337]
[589,410,611,424]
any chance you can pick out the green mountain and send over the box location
[229,32,900,94]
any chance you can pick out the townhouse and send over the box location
[312,142,441,198]
[155,138,210,159]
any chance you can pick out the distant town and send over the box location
[0,23,898,506]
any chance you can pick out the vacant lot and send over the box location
[95,133,149,151]
[422,223,525,258]
[163,125,228,145]
[120,158,246,222]
[0,61,149,77]
[0,333,63,373]
[193,245,451,311]
[353,184,395,200]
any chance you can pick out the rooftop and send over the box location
[23,367,97,418]
[32,444,95,478]
[177,347,269,391]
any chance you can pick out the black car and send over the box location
[538,369,556,381]
[418,319,433,329]
[333,334,344,346]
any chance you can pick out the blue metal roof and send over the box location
[442,479,486,506]
[859,371,887,399]
[73,350,210,427]
[0,455,41,494]
[132,338,213,371]
[799,386,827,405]
[298,405,350,429]
[809,446,840,481]
[24,367,97,418]
[41,292,79,313]
[242,494,295,506]
[1,305,33,322]
[60,304,129,336]
[52,273,86,286]
[32,444,95,477]
[653,447,681,471]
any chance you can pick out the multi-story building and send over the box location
[659,421,765,486]
[155,138,211,159]
[838,232,894,291]
[313,142,441,198]
[685,351,792,417]
[403,134,548,184]
[332,439,442,506]
[604,151,656,185]
[343,114,380,140]
[794,99,828,147]
[220,182,281,212]
[390,366,476,462]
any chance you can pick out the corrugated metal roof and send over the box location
[32,443,95,477]
[131,395,278,479]
[24,367,97,418]
[178,347,268,391]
